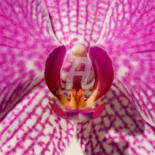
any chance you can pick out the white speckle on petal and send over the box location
[140,91,147,103]
[147,90,152,96]
[45,151,52,155]
[44,124,51,134]
[36,124,43,131]
[64,26,69,32]
[151,96,155,103]
[118,66,129,78]
[56,31,63,39]
[34,145,42,154]
[42,98,49,107]
[62,18,68,25]
[23,139,32,148]
[16,148,23,154]
[36,107,42,115]
[41,110,49,123]
[30,130,38,138]
[70,23,76,31]
[26,61,35,71]
[38,135,50,143]
[27,116,37,128]
[131,61,138,66]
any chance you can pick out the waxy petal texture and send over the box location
[77,80,155,155]
[45,0,155,125]
[0,0,75,154]
[97,0,155,126]
[0,0,155,154]
[0,85,74,154]
[44,0,155,154]
[0,0,58,120]
[44,0,113,47]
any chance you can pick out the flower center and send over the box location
[59,44,96,110]
[59,88,97,110]
[45,44,114,114]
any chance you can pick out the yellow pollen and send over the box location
[59,89,97,110]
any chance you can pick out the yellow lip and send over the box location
[59,88,97,110]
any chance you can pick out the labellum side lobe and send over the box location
[45,44,114,120]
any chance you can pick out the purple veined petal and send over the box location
[96,0,155,126]
[76,80,155,155]
[0,85,75,154]
[44,0,113,47]
[119,53,155,126]
[0,0,76,154]
[89,46,114,100]
[0,0,59,121]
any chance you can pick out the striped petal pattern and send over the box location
[77,80,155,155]
[45,0,155,126]
[44,0,155,154]
[0,0,74,154]
[97,0,155,126]
[0,85,74,154]
[0,0,155,154]
[0,0,58,120]
[44,0,113,47]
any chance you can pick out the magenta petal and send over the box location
[96,0,155,126]
[45,46,66,97]
[0,0,58,121]
[89,46,114,99]
[0,86,74,154]
[77,81,155,154]
[0,0,75,154]
[45,0,113,47]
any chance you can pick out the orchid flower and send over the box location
[0,0,155,155]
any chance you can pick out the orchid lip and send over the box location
[45,44,114,118]
[51,102,105,120]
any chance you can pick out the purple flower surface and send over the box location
[0,0,155,155]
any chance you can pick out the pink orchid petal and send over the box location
[44,0,113,47]
[96,0,155,126]
[77,80,155,155]
[43,0,155,154]
[0,0,75,154]
[0,85,74,154]
[0,0,58,120]
[1,0,154,154]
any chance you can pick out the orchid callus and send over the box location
[0,0,155,155]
